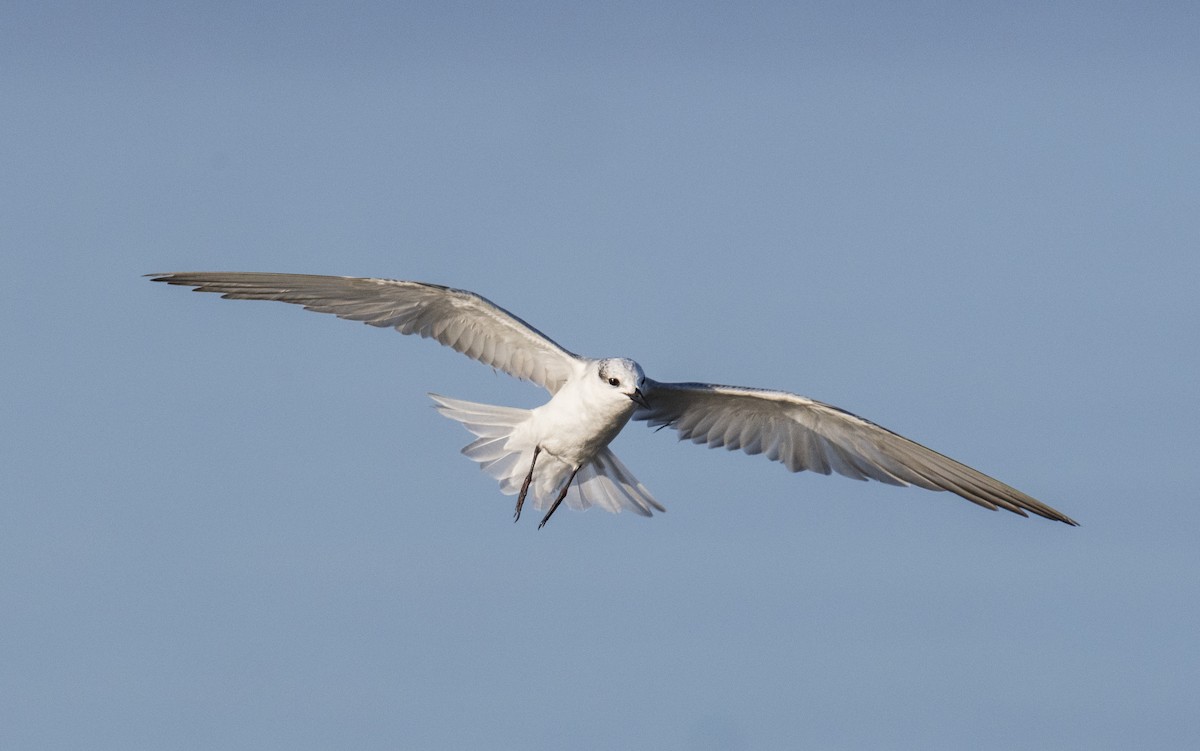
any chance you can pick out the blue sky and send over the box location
[3,2,1198,748]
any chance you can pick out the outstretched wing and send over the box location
[635,380,1077,525]
[148,272,581,392]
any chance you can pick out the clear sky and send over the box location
[3,2,1198,749]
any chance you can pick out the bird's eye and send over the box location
[608,377,620,387]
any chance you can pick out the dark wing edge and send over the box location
[635,379,1078,526]
[148,272,581,392]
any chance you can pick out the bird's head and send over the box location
[597,358,650,409]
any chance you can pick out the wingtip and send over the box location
[146,273,188,285]
[1030,508,1079,527]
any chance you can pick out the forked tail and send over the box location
[429,394,664,517]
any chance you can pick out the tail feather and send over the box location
[463,435,511,463]
[431,395,526,436]
[573,449,664,516]
[429,393,664,518]
[482,451,526,491]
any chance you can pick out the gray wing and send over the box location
[635,380,1077,525]
[149,272,581,392]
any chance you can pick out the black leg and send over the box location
[538,465,581,530]
[514,446,541,522]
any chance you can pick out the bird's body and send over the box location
[429,357,661,525]
[150,272,1077,527]
[522,358,643,467]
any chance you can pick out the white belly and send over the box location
[516,381,636,467]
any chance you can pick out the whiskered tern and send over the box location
[150,272,1077,528]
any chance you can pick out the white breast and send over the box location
[522,370,637,466]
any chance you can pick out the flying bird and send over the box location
[149,272,1077,528]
